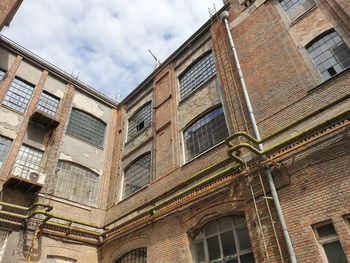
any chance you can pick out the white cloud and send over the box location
[3,0,223,100]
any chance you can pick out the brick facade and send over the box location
[0,0,22,31]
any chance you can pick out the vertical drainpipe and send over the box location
[220,11,298,263]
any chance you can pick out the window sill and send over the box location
[0,104,26,116]
[178,74,216,105]
[117,184,149,204]
[182,140,226,167]
[308,67,350,94]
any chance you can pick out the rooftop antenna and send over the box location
[208,4,217,20]
[115,91,121,102]
[69,69,80,84]
[148,49,161,69]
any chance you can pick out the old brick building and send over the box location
[0,0,22,31]
[0,0,349,262]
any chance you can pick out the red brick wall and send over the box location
[0,0,22,31]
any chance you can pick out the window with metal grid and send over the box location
[184,106,228,161]
[123,153,151,198]
[13,145,43,180]
[179,52,216,99]
[66,109,106,147]
[313,222,347,263]
[193,216,255,263]
[0,136,12,169]
[279,0,314,16]
[2,78,35,113]
[127,102,152,140]
[116,248,147,263]
[36,91,60,117]
[0,69,5,83]
[0,229,10,262]
[53,161,99,206]
[307,31,350,81]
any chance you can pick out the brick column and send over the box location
[42,84,75,191]
[1,70,48,179]
[0,0,23,31]
[0,55,22,101]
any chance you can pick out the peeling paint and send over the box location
[0,110,20,127]
[73,93,104,118]
[90,167,103,176]
[84,153,90,158]
[59,152,74,162]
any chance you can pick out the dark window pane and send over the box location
[323,241,347,263]
[221,231,236,256]
[218,217,233,232]
[207,236,221,260]
[224,259,238,263]
[205,220,218,236]
[316,224,337,238]
[116,248,147,263]
[195,242,205,262]
[128,102,152,140]
[240,253,255,263]
[237,226,252,250]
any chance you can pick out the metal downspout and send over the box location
[220,11,298,263]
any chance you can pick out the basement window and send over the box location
[313,222,347,263]
[116,248,147,263]
[0,136,12,169]
[123,153,151,198]
[193,216,255,263]
[184,106,229,161]
[2,77,35,113]
[127,102,152,141]
[53,161,99,206]
[179,51,216,100]
[36,91,60,117]
[307,30,350,81]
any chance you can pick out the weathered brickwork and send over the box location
[0,0,22,31]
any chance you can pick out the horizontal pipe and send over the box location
[0,201,53,212]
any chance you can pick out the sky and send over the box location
[2,0,224,101]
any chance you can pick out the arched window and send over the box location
[193,216,255,263]
[179,51,216,99]
[127,102,152,140]
[123,153,151,198]
[53,161,99,206]
[116,248,147,263]
[66,108,106,147]
[184,106,228,161]
[307,30,350,81]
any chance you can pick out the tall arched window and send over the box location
[116,248,147,263]
[193,216,255,263]
[127,102,152,140]
[123,153,151,198]
[307,30,350,81]
[179,51,216,99]
[184,106,228,161]
[53,161,99,206]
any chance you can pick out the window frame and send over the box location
[36,90,60,117]
[13,144,43,179]
[126,101,153,142]
[122,152,152,199]
[178,51,216,101]
[66,108,107,148]
[115,247,147,263]
[0,136,12,170]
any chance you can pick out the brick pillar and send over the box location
[99,108,118,209]
[1,70,48,179]
[42,84,75,192]
[0,0,23,31]
[0,55,22,101]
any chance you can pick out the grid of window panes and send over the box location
[184,106,228,161]
[194,216,255,263]
[179,52,216,99]
[2,78,34,113]
[0,136,12,169]
[128,102,152,140]
[0,229,10,262]
[123,153,151,198]
[314,223,347,263]
[13,145,43,180]
[0,69,5,83]
[36,91,60,117]
[66,109,106,147]
[279,0,305,13]
[116,248,147,263]
[53,161,99,206]
[307,31,350,81]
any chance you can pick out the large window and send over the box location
[2,77,35,113]
[179,52,216,99]
[279,0,315,20]
[13,145,43,179]
[123,153,151,198]
[127,102,152,140]
[0,69,5,83]
[314,222,347,263]
[53,161,99,206]
[36,91,60,117]
[184,106,228,161]
[0,229,10,262]
[193,216,255,263]
[66,109,106,147]
[307,31,350,81]
[0,136,12,169]
[116,248,147,263]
